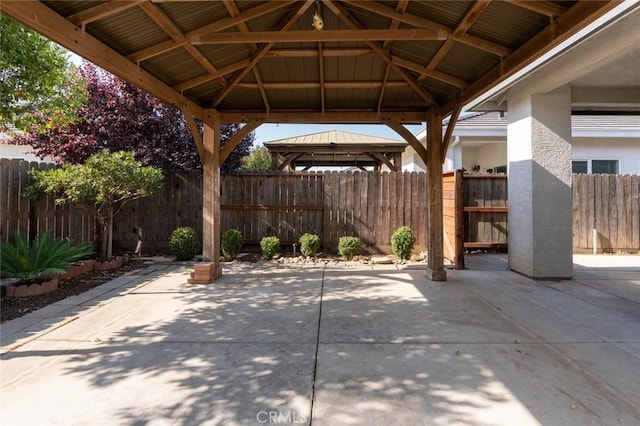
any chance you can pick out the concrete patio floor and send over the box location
[1,255,639,425]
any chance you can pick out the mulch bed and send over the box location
[1,259,149,323]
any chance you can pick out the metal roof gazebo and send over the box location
[1,0,627,282]
[265,130,407,171]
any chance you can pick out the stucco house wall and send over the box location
[403,113,640,175]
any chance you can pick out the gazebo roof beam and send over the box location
[212,0,315,108]
[343,0,512,57]
[505,1,568,18]
[325,0,437,106]
[222,0,270,112]
[265,48,374,58]
[419,1,492,82]
[126,0,296,63]
[220,111,425,124]
[235,81,409,90]
[67,1,144,26]
[193,28,448,44]
[139,2,227,86]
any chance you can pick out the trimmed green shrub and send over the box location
[338,236,360,261]
[221,229,243,260]
[391,226,416,260]
[0,232,94,281]
[169,226,199,261]
[299,233,321,257]
[260,236,280,260]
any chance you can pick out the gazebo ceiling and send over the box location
[1,1,620,123]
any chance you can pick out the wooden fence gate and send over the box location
[444,171,509,268]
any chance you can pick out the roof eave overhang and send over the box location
[466,1,640,113]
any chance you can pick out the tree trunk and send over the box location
[99,219,108,261]
[107,203,114,261]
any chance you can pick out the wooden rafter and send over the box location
[265,48,373,57]
[173,59,250,93]
[193,28,448,44]
[418,1,492,82]
[377,65,391,113]
[139,2,227,86]
[505,0,568,18]
[383,0,409,49]
[343,0,512,58]
[392,56,468,88]
[223,0,271,112]
[325,0,437,106]
[220,111,425,124]
[378,0,409,111]
[67,1,143,26]
[319,43,326,113]
[0,1,203,119]
[212,0,315,108]
[126,1,296,63]
[236,81,408,90]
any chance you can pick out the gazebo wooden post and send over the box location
[426,108,446,281]
[200,109,222,281]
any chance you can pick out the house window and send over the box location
[592,160,618,174]
[572,161,588,173]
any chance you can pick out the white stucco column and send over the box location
[507,85,573,278]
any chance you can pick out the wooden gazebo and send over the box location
[265,130,407,171]
[1,0,622,281]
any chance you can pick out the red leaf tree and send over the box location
[15,62,254,172]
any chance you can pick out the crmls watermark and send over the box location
[256,410,308,424]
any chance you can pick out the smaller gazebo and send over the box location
[265,130,407,171]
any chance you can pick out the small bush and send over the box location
[299,233,321,257]
[260,236,280,260]
[391,226,416,260]
[221,229,243,260]
[0,232,94,281]
[338,236,360,261]
[169,226,199,261]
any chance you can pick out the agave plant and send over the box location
[0,232,95,281]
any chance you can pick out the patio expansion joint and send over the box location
[308,264,326,426]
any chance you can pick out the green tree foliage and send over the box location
[25,150,164,260]
[239,146,272,172]
[0,232,94,281]
[0,15,86,132]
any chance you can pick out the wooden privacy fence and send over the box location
[573,173,640,252]
[0,159,95,244]
[220,171,428,253]
[112,170,203,251]
[118,171,428,253]
[5,157,637,257]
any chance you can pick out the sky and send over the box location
[252,123,425,146]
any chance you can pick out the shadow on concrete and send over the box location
[1,261,639,425]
